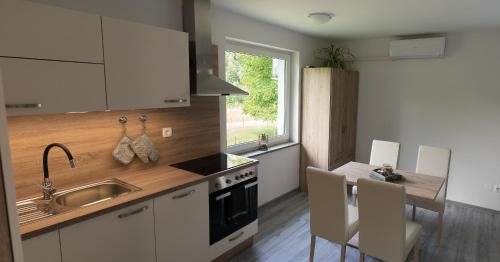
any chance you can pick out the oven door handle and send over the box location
[231,210,248,220]
[244,181,258,189]
[215,192,231,201]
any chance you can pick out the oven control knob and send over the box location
[249,171,254,176]
[226,179,232,184]
[235,176,241,180]
[244,173,249,177]
[214,183,220,188]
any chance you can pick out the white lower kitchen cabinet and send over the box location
[59,200,156,262]
[23,230,62,262]
[154,182,210,262]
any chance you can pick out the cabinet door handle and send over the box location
[117,206,148,219]
[164,98,188,103]
[6,103,42,109]
[172,189,195,200]
[228,231,244,242]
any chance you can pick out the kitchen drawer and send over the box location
[209,220,258,260]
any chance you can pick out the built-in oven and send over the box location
[209,166,258,245]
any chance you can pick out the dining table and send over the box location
[331,161,445,248]
[333,161,445,202]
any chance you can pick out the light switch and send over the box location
[162,127,172,138]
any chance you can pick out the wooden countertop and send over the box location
[19,163,257,240]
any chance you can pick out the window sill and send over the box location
[239,142,299,158]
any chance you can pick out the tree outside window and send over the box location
[225,50,286,147]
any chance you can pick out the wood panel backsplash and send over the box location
[7,97,220,199]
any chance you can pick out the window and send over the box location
[225,42,291,152]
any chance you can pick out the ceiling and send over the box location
[212,0,500,40]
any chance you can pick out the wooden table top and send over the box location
[332,161,444,202]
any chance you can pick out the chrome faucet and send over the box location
[41,143,76,200]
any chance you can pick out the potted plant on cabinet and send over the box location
[314,44,354,69]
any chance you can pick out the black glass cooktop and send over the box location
[171,153,256,176]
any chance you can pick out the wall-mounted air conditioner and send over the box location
[389,37,446,59]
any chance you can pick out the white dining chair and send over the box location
[410,145,451,246]
[357,178,422,262]
[353,139,401,205]
[307,167,359,262]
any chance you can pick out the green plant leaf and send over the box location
[315,44,354,69]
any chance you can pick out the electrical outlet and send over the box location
[493,185,500,193]
[162,127,172,138]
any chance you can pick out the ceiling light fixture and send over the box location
[308,12,334,24]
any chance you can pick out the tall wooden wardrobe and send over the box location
[300,68,359,191]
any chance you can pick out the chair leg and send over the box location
[309,235,316,262]
[412,205,416,221]
[414,238,420,262]
[359,252,365,262]
[437,211,443,246]
[340,244,346,262]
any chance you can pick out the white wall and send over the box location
[340,30,500,211]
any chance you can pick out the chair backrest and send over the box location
[369,140,400,168]
[358,178,406,262]
[307,167,349,244]
[416,145,451,179]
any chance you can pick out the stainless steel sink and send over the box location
[54,179,140,208]
[17,179,141,226]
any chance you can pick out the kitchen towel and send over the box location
[131,133,160,163]
[112,136,135,165]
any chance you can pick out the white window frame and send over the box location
[224,41,292,154]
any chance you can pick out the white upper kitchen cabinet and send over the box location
[0,0,103,63]
[155,182,210,262]
[101,16,191,110]
[59,200,156,262]
[0,58,107,116]
[23,230,62,262]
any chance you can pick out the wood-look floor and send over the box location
[231,190,500,262]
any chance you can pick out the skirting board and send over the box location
[446,200,500,214]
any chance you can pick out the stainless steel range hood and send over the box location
[183,0,248,96]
